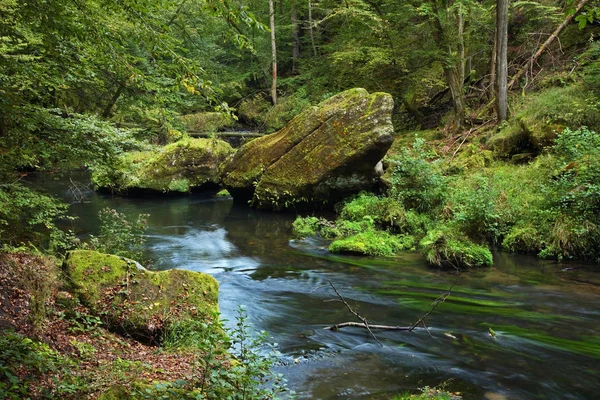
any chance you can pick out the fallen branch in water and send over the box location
[322,268,460,344]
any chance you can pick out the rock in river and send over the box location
[221,88,394,210]
[92,137,234,195]
[63,250,219,344]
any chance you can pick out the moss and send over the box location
[215,189,230,197]
[63,250,219,344]
[448,144,494,173]
[222,88,394,210]
[291,216,321,238]
[329,230,415,256]
[92,137,234,195]
[419,228,493,269]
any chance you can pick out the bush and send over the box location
[388,138,447,213]
[338,192,406,231]
[419,227,493,269]
[86,208,149,262]
[0,183,76,254]
[291,216,322,238]
[0,331,81,399]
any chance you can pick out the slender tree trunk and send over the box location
[291,2,300,73]
[269,0,277,105]
[445,67,465,129]
[457,4,465,88]
[496,0,508,122]
[102,83,125,118]
[308,0,317,56]
[489,20,497,102]
[508,0,590,89]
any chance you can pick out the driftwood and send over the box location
[322,272,459,345]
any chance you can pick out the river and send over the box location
[34,173,600,400]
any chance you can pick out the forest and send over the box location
[1,0,600,399]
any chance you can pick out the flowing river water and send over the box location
[34,174,600,400]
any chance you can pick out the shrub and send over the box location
[419,227,493,269]
[0,183,77,254]
[0,331,81,399]
[86,208,149,262]
[291,216,321,238]
[338,192,406,231]
[388,138,447,213]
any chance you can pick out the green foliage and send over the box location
[160,308,290,400]
[338,192,406,232]
[180,112,236,133]
[87,208,149,262]
[419,226,493,269]
[448,174,502,242]
[388,138,447,213]
[0,331,82,399]
[291,216,321,238]
[0,183,76,253]
[393,385,462,399]
[329,231,415,256]
[238,90,311,133]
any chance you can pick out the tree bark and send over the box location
[496,0,508,122]
[269,0,277,105]
[508,0,590,90]
[308,0,317,56]
[489,20,497,102]
[102,83,125,118]
[291,2,300,73]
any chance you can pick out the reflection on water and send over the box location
[32,172,600,400]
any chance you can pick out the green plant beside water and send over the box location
[86,208,149,262]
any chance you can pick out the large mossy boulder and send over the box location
[92,137,234,195]
[221,88,394,210]
[63,250,219,343]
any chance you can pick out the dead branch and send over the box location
[324,280,383,345]
[322,271,460,343]
[508,0,589,90]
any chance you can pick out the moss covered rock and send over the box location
[329,231,415,256]
[63,250,219,343]
[221,88,394,209]
[92,137,234,195]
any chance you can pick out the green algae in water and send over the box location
[483,324,600,359]
[382,280,507,298]
[375,289,521,308]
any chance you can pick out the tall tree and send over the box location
[269,0,278,104]
[496,0,508,122]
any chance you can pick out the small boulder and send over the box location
[221,88,394,209]
[63,250,219,344]
[92,137,234,194]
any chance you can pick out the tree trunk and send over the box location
[308,0,317,56]
[291,2,300,73]
[102,83,125,118]
[489,19,497,102]
[508,0,590,90]
[496,0,508,122]
[445,67,465,129]
[269,0,277,105]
